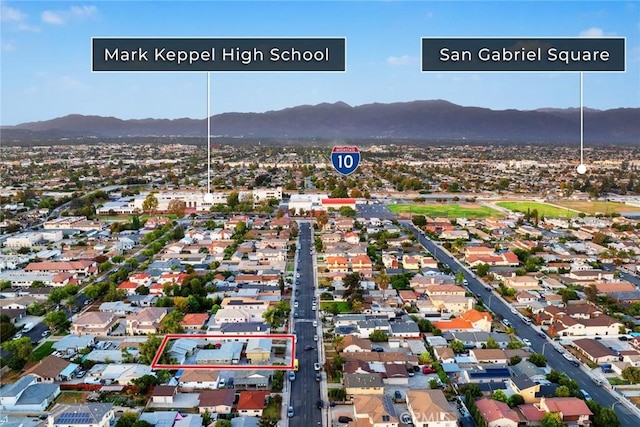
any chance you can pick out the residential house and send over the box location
[509,374,541,404]
[474,398,520,427]
[181,313,210,331]
[27,355,78,383]
[236,391,270,417]
[179,369,220,390]
[234,370,271,389]
[125,307,168,335]
[152,386,177,404]
[340,335,372,353]
[245,338,273,363]
[343,373,384,396]
[48,403,114,427]
[406,389,458,427]
[198,388,235,414]
[196,342,244,365]
[572,338,619,364]
[71,312,119,336]
[536,397,593,426]
[353,395,399,426]
[0,375,60,412]
[470,349,508,364]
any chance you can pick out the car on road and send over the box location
[294,311,299,318]
[592,377,604,386]
[316,372,322,381]
[317,399,324,409]
[538,332,547,338]
[41,330,50,337]
[502,319,511,328]
[313,320,318,327]
[314,362,322,371]
[294,301,299,308]
[287,406,294,418]
[510,308,518,315]
[580,389,592,400]
[289,371,296,381]
[314,334,318,341]
[304,345,315,351]
[338,416,353,423]
[522,338,532,347]
[14,333,22,339]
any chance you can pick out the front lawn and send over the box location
[33,341,55,361]
[320,301,351,313]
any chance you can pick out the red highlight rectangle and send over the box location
[151,333,296,370]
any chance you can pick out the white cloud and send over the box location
[1,39,16,51]
[1,5,40,32]
[41,10,64,25]
[71,5,97,17]
[41,5,97,25]
[386,55,417,66]
[578,27,616,37]
[1,5,26,22]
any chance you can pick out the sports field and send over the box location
[388,203,501,218]
[553,200,638,216]
[495,201,577,218]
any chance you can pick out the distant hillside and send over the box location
[2,100,638,144]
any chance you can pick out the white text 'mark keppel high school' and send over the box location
[103,47,330,65]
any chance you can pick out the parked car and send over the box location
[372,346,384,352]
[317,399,324,409]
[393,390,405,403]
[316,372,322,381]
[304,345,315,351]
[76,370,86,378]
[522,338,532,347]
[287,406,294,418]
[422,366,436,374]
[289,371,296,381]
[338,416,353,423]
[314,363,322,371]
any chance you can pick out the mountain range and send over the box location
[2,100,638,144]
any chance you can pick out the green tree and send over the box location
[594,407,620,427]
[509,355,522,366]
[131,374,159,394]
[369,330,388,342]
[139,334,169,365]
[621,366,640,384]
[375,271,391,300]
[115,412,139,427]
[159,310,184,334]
[45,310,69,332]
[476,263,490,277]
[450,339,465,353]
[528,353,547,367]
[215,421,232,427]
[507,394,524,408]
[555,385,570,397]
[2,337,33,370]
[0,316,17,342]
[419,352,432,365]
[541,413,564,427]
[227,191,239,209]
[338,206,356,217]
[454,270,465,285]
[142,193,159,214]
[491,389,508,403]
[485,337,499,349]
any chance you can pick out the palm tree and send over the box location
[331,334,344,352]
[375,271,390,300]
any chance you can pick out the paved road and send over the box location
[399,220,640,426]
[289,222,322,427]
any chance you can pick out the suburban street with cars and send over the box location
[398,218,640,426]
[288,222,323,427]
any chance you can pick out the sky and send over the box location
[1,0,639,125]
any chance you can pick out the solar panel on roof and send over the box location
[57,412,93,424]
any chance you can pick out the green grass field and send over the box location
[496,201,577,218]
[320,301,351,313]
[388,203,501,219]
[33,341,55,361]
[554,200,638,215]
